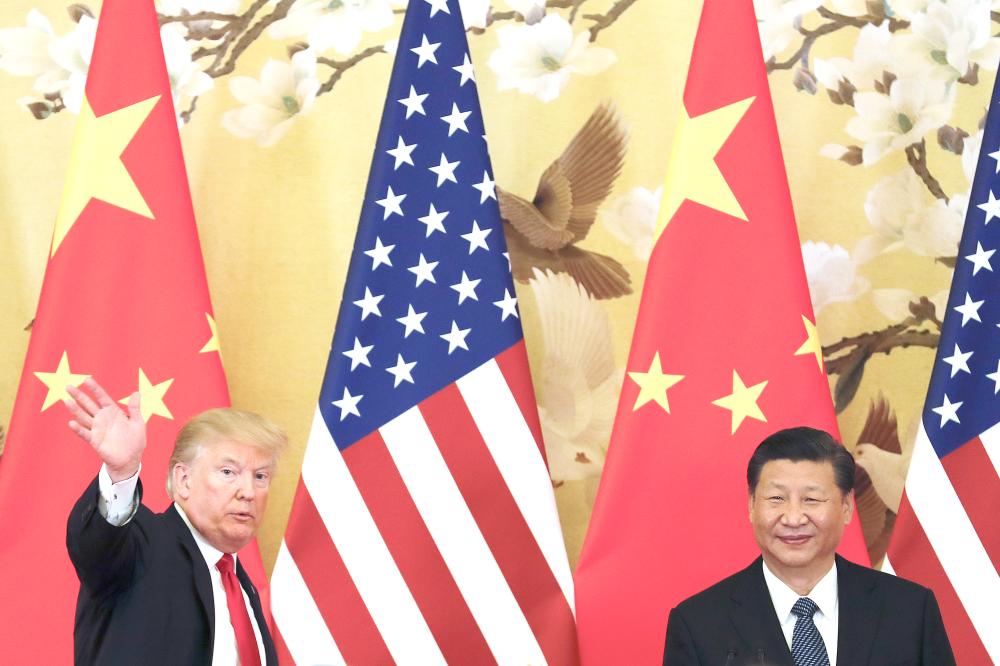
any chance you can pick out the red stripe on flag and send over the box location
[283,481,392,665]
[272,623,293,666]
[342,431,494,665]
[939,438,1000,572]
[420,383,579,666]
[495,341,547,461]
[890,493,991,663]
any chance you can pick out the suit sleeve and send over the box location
[921,589,956,666]
[663,607,703,666]
[66,476,150,599]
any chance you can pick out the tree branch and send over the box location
[905,140,948,202]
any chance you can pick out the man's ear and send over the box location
[842,490,855,524]
[172,463,192,501]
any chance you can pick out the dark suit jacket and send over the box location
[66,476,278,665]
[663,555,954,666]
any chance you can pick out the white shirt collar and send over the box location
[761,558,838,622]
[173,502,235,570]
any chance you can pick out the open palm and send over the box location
[65,378,146,481]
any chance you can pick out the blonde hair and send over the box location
[166,408,287,496]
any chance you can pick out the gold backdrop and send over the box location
[0,0,984,571]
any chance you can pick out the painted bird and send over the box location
[498,101,631,299]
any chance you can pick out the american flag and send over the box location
[270,1,578,664]
[884,74,1000,662]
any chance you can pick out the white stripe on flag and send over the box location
[978,421,1000,478]
[380,406,547,666]
[457,358,576,611]
[271,542,346,666]
[302,409,446,666]
[907,423,1000,658]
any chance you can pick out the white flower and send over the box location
[801,241,870,313]
[864,169,964,257]
[813,22,895,90]
[221,49,320,147]
[161,24,213,113]
[962,128,983,183]
[0,10,58,78]
[601,186,661,261]
[846,76,954,164]
[487,14,615,102]
[896,0,1000,78]
[459,0,490,29]
[888,0,931,20]
[43,14,97,113]
[506,0,545,23]
[753,0,823,61]
[529,269,618,482]
[268,0,394,56]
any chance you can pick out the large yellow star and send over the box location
[628,351,685,413]
[51,94,161,256]
[656,96,755,242]
[794,315,824,372]
[199,313,221,355]
[712,370,768,434]
[120,368,174,422]
[33,351,90,411]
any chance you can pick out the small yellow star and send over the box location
[712,370,767,434]
[51,94,160,256]
[656,96,755,242]
[120,368,174,422]
[199,313,221,355]
[794,315,824,372]
[628,351,685,413]
[33,351,90,411]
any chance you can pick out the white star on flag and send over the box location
[472,170,496,203]
[418,204,448,236]
[494,289,519,320]
[398,85,428,118]
[441,103,471,136]
[429,153,460,186]
[343,337,374,370]
[453,53,475,85]
[450,271,481,303]
[954,292,984,326]
[986,359,1000,394]
[423,0,450,16]
[364,237,395,269]
[942,344,973,377]
[440,321,471,353]
[408,253,439,286]
[931,393,962,427]
[965,242,994,274]
[332,387,363,420]
[386,136,417,169]
[977,190,1000,224]
[411,35,440,68]
[375,185,406,219]
[989,145,1000,173]
[461,220,491,253]
[396,304,428,337]
[386,354,417,387]
[353,287,384,320]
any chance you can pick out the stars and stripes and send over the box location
[271,1,577,663]
[885,71,1000,664]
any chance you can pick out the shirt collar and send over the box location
[761,558,838,621]
[174,502,235,571]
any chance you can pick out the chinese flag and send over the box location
[0,1,268,660]
[573,1,869,663]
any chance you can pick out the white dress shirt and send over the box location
[98,464,266,666]
[762,559,839,666]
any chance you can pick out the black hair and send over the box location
[746,426,854,496]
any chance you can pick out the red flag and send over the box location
[574,1,868,663]
[0,1,268,660]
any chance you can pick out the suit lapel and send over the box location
[729,559,795,666]
[835,555,881,666]
[164,504,215,640]
[237,559,278,666]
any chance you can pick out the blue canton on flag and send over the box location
[319,2,519,448]
[886,71,1000,662]
[272,2,578,664]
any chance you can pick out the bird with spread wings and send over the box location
[498,101,632,300]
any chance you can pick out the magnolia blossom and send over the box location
[221,49,320,147]
[962,128,984,183]
[161,24,213,114]
[267,0,394,55]
[487,14,615,102]
[0,10,59,79]
[753,0,822,61]
[864,169,964,257]
[506,0,546,23]
[846,76,954,164]
[459,0,490,29]
[896,0,1000,79]
[801,241,870,313]
[813,22,896,90]
[601,186,661,261]
[529,269,617,482]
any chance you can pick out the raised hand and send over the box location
[64,378,146,483]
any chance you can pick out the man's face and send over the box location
[749,459,853,581]
[173,439,274,553]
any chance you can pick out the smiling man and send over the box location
[662,427,955,666]
[64,378,283,665]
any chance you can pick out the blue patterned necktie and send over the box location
[791,597,830,666]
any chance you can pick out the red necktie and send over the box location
[216,554,262,666]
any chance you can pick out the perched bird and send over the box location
[498,102,631,299]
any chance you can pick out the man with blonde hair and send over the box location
[64,378,283,665]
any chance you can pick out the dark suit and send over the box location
[663,555,954,666]
[66,477,277,665]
